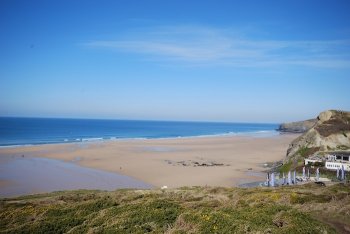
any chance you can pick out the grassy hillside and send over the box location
[1,183,350,233]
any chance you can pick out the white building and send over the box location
[304,155,323,165]
[326,154,337,161]
[324,152,350,171]
[325,161,350,171]
[305,151,350,171]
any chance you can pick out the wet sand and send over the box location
[0,134,298,192]
[0,155,152,197]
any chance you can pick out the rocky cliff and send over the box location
[285,110,350,163]
[278,119,317,133]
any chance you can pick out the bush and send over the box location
[314,161,325,167]
[297,146,320,158]
[279,161,292,173]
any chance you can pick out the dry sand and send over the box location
[0,134,298,188]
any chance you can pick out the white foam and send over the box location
[82,137,104,142]
[0,130,279,148]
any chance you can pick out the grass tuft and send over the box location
[1,184,349,233]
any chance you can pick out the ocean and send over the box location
[0,117,279,147]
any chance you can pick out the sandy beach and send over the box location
[0,134,298,191]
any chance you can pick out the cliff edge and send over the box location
[278,119,317,133]
[284,110,350,166]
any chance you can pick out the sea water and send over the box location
[0,117,279,146]
[0,118,279,195]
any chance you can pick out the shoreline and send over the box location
[0,133,299,193]
[0,130,281,148]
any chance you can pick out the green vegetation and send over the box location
[282,146,323,172]
[279,161,292,173]
[1,184,350,233]
[296,146,320,158]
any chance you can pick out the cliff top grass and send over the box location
[1,183,350,233]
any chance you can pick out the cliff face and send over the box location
[286,110,350,161]
[278,119,317,133]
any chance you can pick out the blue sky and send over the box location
[1,0,350,123]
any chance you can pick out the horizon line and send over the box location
[0,115,281,125]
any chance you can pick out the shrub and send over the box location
[279,161,292,173]
[297,146,320,158]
